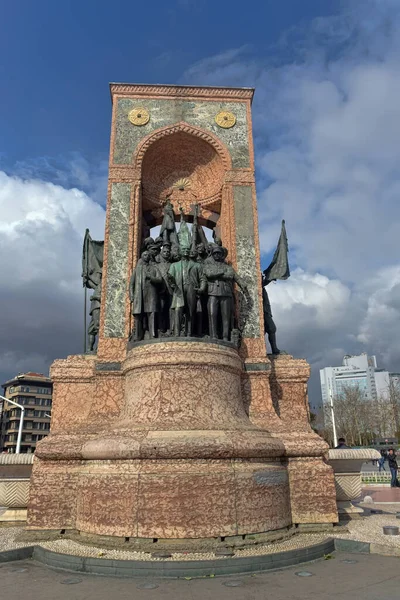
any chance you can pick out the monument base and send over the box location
[27,341,296,539]
[27,342,338,538]
[27,457,291,539]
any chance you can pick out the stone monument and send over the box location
[27,84,338,542]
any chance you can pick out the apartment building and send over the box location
[0,372,52,453]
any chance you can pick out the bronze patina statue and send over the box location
[160,197,178,245]
[203,246,248,341]
[262,274,280,355]
[125,200,263,346]
[87,270,102,352]
[82,229,104,353]
[156,243,173,335]
[129,250,162,341]
[168,246,206,337]
[262,220,290,355]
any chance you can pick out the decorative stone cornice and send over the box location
[328,448,380,460]
[269,355,311,382]
[110,83,254,103]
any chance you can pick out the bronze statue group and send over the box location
[82,201,289,354]
[129,201,249,344]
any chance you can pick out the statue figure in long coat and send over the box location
[87,270,102,352]
[203,246,248,342]
[129,251,162,341]
[160,198,178,245]
[262,274,280,355]
[156,244,173,335]
[168,247,206,337]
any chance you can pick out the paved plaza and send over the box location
[1,552,400,600]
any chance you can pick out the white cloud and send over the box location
[266,266,400,407]
[357,266,400,367]
[0,171,105,383]
[1,0,400,414]
[268,270,351,330]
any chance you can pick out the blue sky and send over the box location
[1,0,400,409]
[0,0,339,170]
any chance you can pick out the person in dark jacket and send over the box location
[335,437,349,449]
[387,449,400,488]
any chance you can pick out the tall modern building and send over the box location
[0,372,52,453]
[319,353,393,415]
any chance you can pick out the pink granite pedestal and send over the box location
[27,342,294,539]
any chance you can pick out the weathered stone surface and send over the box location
[77,472,140,537]
[103,183,131,337]
[114,99,249,168]
[233,185,260,338]
[27,460,80,530]
[287,458,338,524]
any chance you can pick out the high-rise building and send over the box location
[0,372,52,453]
[319,353,394,417]
[320,354,377,406]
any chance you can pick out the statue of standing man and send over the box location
[168,246,206,337]
[82,229,104,353]
[129,251,162,341]
[160,197,178,246]
[203,246,248,342]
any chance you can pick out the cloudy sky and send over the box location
[1,0,400,409]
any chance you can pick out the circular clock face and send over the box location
[215,111,236,128]
[128,107,150,126]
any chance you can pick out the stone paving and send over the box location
[3,505,400,559]
[1,553,400,600]
[362,486,400,503]
[1,507,400,560]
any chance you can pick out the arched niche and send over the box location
[135,123,231,217]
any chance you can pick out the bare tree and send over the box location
[370,394,395,439]
[324,385,376,446]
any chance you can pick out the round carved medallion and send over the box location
[128,107,150,126]
[215,111,236,128]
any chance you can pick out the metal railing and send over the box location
[362,471,393,484]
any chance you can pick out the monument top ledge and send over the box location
[109,82,255,103]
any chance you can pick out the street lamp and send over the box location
[0,394,25,454]
[328,386,338,448]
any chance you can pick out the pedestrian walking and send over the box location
[387,449,400,488]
